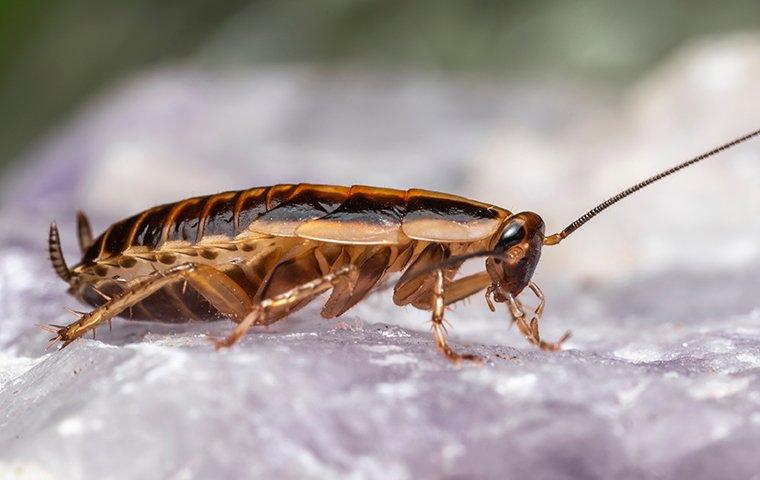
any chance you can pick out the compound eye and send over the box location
[495,221,525,252]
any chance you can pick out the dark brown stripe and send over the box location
[133,203,176,250]
[164,197,204,244]
[315,184,406,226]
[234,187,269,235]
[254,184,350,226]
[125,209,153,250]
[265,184,297,210]
[198,191,238,240]
[403,189,502,224]
[92,226,110,261]
[102,215,142,256]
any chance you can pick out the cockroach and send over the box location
[46,129,759,362]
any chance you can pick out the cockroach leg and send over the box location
[212,305,263,349]
[49,263,253,348]
[442,271,491,307]
[214,264,359,349]
[485,285,497,312]
[431,269,482,363]
[526,282,570,348]
[504,289,570,352]
[527,282,546,319]
[90,285,112,301]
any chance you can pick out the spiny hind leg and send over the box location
[47,263,253,348]
[214,264,359,349]
[504,282,570,351]
[430,269,482,363]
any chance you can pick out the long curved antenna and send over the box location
[544,128,760,245]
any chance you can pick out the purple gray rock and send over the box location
[0,34,759,480]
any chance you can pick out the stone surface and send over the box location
[1,35,759,480]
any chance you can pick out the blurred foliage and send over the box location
[0,0,250,176]
[0,0,759,177]
[201,0,760,78]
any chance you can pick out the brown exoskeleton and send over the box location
[46,129,760,362]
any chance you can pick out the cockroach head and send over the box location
[486,212,545,296]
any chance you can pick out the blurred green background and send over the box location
[1,0,758,179]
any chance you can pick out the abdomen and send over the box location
[74,184,508,322]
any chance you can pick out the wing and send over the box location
[292,186,509,245]
[295,185,408,244]
[248,184,350,237]
[400,189,509,242]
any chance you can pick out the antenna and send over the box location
[544,128,760,246]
